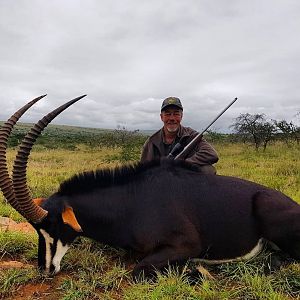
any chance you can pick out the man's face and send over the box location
[160,107,183,133]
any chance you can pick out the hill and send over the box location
[0,122,148,150]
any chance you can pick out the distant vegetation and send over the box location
[230,113,300,150]
[1,122,143,148]
[2,111,299,155]
[0,122,147,162]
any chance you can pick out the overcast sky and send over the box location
[1,0,299,132]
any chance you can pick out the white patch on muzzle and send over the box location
[40,229,69,273]
[40,229,54,272]
[52,240,69,273]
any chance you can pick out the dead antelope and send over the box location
[1,96,300,279]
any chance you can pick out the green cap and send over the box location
[161,97,183,111]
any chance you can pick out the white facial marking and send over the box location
[52,240,70,274]
[40,229,54,272]
[192,238,264,265]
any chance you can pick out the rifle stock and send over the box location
[174,133,203,160]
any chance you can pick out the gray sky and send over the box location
[1,0,299,132]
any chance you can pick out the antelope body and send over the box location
[1,96,300,279]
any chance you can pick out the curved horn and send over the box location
[12,95,87,223]
[0,95,47,212]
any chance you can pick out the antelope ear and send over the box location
[33,198,46,206]
[62,206,83,232]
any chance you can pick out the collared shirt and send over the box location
[160,129,181,156]
[141,125,219,167]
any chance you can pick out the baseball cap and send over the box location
[161,97,183,111]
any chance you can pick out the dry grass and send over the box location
[215,141,300,203]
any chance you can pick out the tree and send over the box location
[259,122,276,150]
[111,125,145,162]
[231,113,276,151]
[273,120,300,145]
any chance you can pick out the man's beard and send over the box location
[166,124,179,133]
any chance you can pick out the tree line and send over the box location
[230,113,300,150]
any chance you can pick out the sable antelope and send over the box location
[1,96,300,279]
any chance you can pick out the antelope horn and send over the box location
[0,95,47,212]
[12,95,87,223]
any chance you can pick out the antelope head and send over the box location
[0,95,86,273]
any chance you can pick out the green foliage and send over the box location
[0,202,25,222]
[0,230,37,257]
[123,267,236,300]
[274,119,300,145]
[59,278,96,300]
[231,113,300,150]
[231,113,277,151]
[238,273,286,299]
[59,239,129,299]
[205,130,230,144]
[272,263,300,297]
[62,238,110,272]
[0,268,40,298]
[215,142,300,202]
[4,123,148,157]
[104,126,146,163]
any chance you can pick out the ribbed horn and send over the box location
[0,95,47,212]
[12,95,87,223]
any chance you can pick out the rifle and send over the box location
[167,97,238,160]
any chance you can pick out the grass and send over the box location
[0,204,25,223]
[1,145,120,203]
[0,268,40,298]
[0,140,299,299]
[0,231,37,258]
[215,142,300,203]
[58,239,129,299]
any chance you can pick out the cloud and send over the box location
[1,0,299,132]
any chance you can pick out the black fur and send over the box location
[34,158,300,279]
[58,158,198,196]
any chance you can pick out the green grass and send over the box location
[0,140,299,299]
[215,142,300,203]
[214,253,300,299]
[0,203,25,222]
[123,267,238,300]
[0,230,37,257]
[56,238,130,299]
[0,268,40,298]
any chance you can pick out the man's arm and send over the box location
[185,137,219,166]
[140,138,153,162]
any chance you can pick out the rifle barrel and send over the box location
[202,97,238,133]
[174,97,238,160]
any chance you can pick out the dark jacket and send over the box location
[141,126,219,174]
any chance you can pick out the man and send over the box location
[141,97,219,174]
